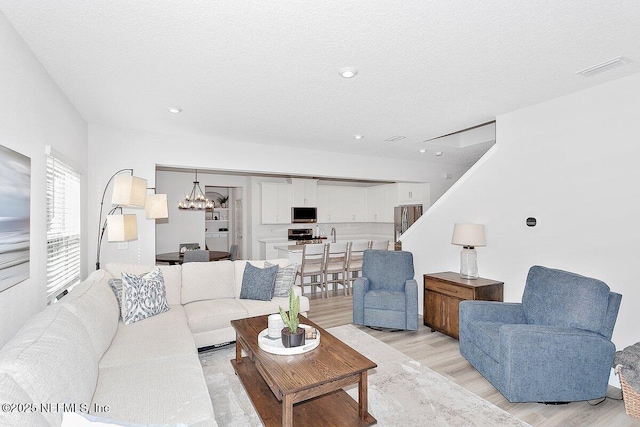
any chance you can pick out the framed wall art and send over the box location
[0,144,30,292]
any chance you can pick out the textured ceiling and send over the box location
[2,1,640,167]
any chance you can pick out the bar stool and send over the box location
[323,242,348,297]
[345,241,369,295]
[296,243,325,296]
[369,240,389,250]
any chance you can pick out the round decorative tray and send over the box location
[258,324,321,355]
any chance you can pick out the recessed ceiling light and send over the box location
[435,151,443,156]
[168,106,182,114]
[419,149,427,153]
[339,67,358,78]
[353,135,364,140]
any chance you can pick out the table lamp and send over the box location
[451,223,486,279]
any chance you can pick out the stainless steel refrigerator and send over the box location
[394,204,423,248]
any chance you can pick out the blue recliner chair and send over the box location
[352,250,418,331]
[459,265,622,402]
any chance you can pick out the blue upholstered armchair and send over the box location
[353,250,418,331]
[460,265,622,403]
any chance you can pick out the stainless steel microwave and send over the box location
[291,207,317,223]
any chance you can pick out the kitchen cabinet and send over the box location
[291,178,317,206]
[397,182,429,205]
[340,186,367,222]
[261,182,292,224]
[367,184,396,223]
[317,185,342,222]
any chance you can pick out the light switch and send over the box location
[117,242,129,250]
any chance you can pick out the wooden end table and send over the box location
[230,315,377,427]
[424,272,503,339]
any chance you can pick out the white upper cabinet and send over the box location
[339,186,367,222]
[291,178,318,206]
[317,185,341,222]
[261,182,292,224]
[366,184,397,223]
[397,182,428,205]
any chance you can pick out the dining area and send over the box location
[156,243,238,265]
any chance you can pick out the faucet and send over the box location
[330,227,337,243]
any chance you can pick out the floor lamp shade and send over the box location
[112,175,147,207]
[107,214,138,242]
[145,193,169,219]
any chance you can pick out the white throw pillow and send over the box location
[121,268,170,325]
[265,261,298,297]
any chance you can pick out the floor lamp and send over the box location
[95,169,147,270]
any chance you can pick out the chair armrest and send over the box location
[459,301,526,324]
[405,279,418,330]
[352,277,370,325]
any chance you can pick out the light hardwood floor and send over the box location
[305,291,638,427]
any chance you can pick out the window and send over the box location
[46,151,81,303]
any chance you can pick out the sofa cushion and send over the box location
[265,261,298,297]
[91,355,214,426]
[364,290,406,312]
[0,306,98,426]
[121,268,170,325]
[99,306,196,368]
[60,276,119,357]
[523,266,610,332]
[108,278,123,313]
[0,372,49,426]
[106,263,183,305]
[181,261,236,303]
[233,259,291,298]
[184,299,248,334]
[239,263,278,301]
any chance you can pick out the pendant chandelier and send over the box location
[178,170,214,210]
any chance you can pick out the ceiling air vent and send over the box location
[576,56,631,77]
[385,135,406,142]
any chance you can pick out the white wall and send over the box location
[88,124,455,267]
[402,73,640,370]
[0,12,88,347]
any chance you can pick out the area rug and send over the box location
[199,325,530,426]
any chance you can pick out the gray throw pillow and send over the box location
[239,263,279,301]
[121,268,170,325]
[107,278,123,316]
[265,261,298,297]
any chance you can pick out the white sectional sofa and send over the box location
[0,259,309,426]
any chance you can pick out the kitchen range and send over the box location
[287,228,327,245]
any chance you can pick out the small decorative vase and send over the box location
[281,327,305,348]
[222,203,227,208]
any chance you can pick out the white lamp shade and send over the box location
[111,175,147,207]
[145,193,168,219]
[107,214,138,242]
[451,223,486,247]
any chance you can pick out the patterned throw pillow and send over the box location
[265,261,298,297]
[121,268,170,325]
[107,278,123,315]
[239,263,279,301]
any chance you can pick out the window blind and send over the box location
[46,154,81,303]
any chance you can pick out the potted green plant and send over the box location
[279,288,305,348]
[217,195,229,208]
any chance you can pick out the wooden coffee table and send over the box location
[230,314,377,427]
